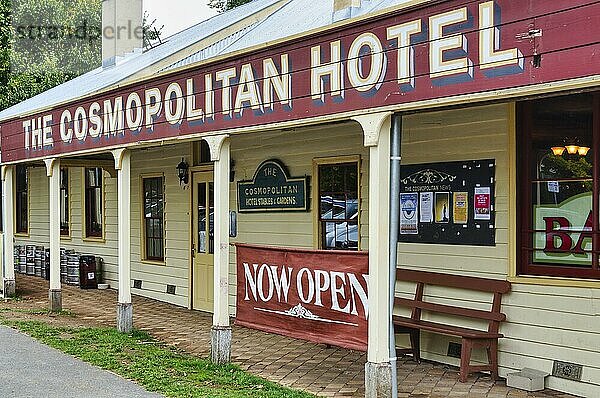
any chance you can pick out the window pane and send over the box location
[318,162,359,251]
[525,94,594,271]
[60,168,69,235]
[198,182,207,253]
[143,177,164,261]
[85,168,102,237]
[333,194,345,219]
[16,166,28,234]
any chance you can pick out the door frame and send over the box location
[188,165,213,310]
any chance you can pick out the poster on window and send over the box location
[453,192,468,224]
[534,191,592,266]
[474,187,492,220]
[235,244,369,351]
[400,193,419,234]
[435,192,450,223]
[419,192,434,223]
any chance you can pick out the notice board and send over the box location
[398,159,495,246]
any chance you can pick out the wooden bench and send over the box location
[393,269,511,382]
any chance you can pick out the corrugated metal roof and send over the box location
[0,0,417,122]
[161,22,261,72]
[161,0,417,72]
[0,0,285,122]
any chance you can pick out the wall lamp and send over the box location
[176,158,189,186]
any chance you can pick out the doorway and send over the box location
[192,171,214,312]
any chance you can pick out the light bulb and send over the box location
[551,147,566,156]
[578,146,590,156]
[565,145,579,155]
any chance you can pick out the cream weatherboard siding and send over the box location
[228,123,369,314]
[16,143,192,308]
[397,103,600,397]
[16,166,120,288]
[130,143,191,307]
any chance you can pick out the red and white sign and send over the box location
[2,0,599,162]
[235,244,369,351]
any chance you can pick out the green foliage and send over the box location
[0,0,102,111]
[3,320,315,398]
[208,0,253,13]
[0,0,163,112]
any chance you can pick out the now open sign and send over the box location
[234,244,369,351]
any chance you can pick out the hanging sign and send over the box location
[237,160,308,212]
[235,244,369,351]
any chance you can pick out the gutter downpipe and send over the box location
[389,113,402,398]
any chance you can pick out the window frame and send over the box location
[60,168,70,237]
[517,93,600,280]
[312,156,361,251]
[141,174,166,264]
[83,167,105,241]
[15,165,29,236]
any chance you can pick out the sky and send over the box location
[144,0,219,38]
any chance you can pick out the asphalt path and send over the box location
[0,325,163,398]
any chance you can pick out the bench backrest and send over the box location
[395,269,511,333]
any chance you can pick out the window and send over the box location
[518,92,599,279]
[15,165,28,234]
[143,176,165,261]
[84,168,103,238]
[317,161,359,250]
[60,168,69,236]
[193,140,212,165]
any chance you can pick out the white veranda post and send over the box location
[352,112,394,398]
[113,149,133,332]
[44,159,62,311]
[204,134,231,364]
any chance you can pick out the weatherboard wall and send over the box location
[228,123,369,314]
[397,103,600,397]
[14,144,191,308]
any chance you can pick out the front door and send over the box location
[192,172,214,312]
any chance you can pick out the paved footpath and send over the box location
[0,325,162,398]
[4,275,579,398]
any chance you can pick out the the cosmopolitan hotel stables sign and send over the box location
[0,0,571,163]
[238,160,308,212]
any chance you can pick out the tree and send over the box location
[0,0,162,112]
[208,0,253,13]
[0,0,101,111]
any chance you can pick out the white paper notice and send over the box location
[400,193,419,234]
[419,192,433,223]
[474,187,492,220]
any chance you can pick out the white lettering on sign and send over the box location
[20,1,522,153]
[243,262,369,318]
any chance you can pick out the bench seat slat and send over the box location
[393,316,503,339]
[397,269,511,294]
[394,297,506,322]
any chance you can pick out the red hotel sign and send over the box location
[235,244,369,351]
[2,0,599,162]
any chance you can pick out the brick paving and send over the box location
[2,275,579,398]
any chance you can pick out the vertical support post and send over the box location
[1,165,16,297]
[204,134,232,365]
[353,112,393,398]
[44,159,62,311]
[113,149,132,333]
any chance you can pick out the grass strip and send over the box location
[2,319,314,398]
